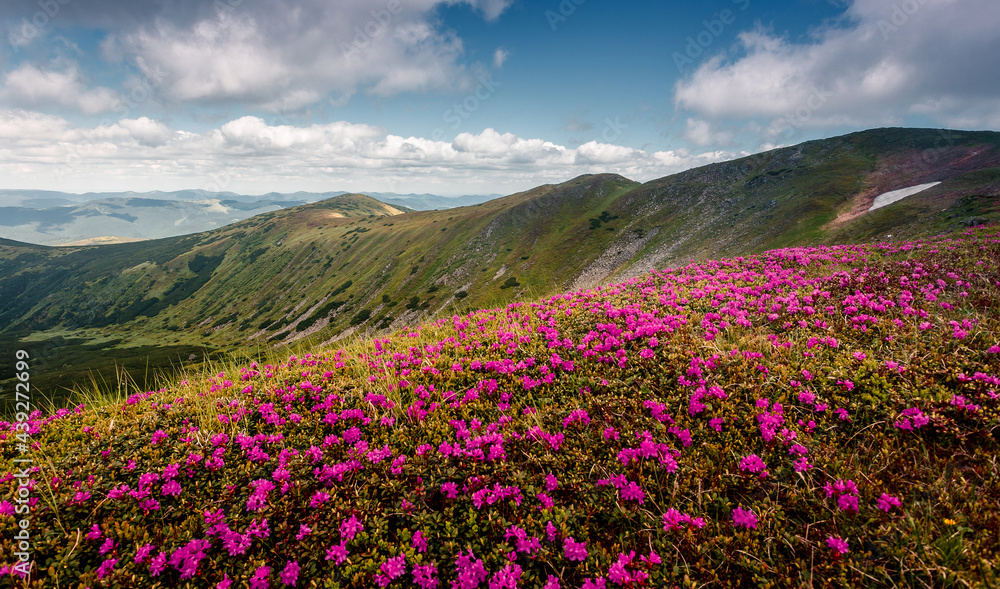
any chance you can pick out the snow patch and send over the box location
[869,182,941,212]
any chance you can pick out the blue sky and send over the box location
[0,0,998,196]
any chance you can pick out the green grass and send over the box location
[2,224,999,587]
[2,130,999,402]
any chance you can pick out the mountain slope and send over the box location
[3,225,999,587]
[1,128,999,399]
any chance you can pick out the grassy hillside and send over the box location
[1,225,998,587]
[1,128,999,402]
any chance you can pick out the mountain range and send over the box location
[0,189,500,246]
[1,127,998,400]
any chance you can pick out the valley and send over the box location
[1,127,999,405]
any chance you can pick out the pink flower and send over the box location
[895,407,929,430]
[134,543,155,564]
[149,552,167,576]
[489,563,522,589]
[412,563,439,589]
[376,554,407,587]
[412,530,428,553]
[250,565,271,589]
[309,490,331,508]
[827,536,849,554]
[340,515,364,541]
[161,480,182,497]
[662,508,706,531]
[876,493,902,512]
[732,507,758,529]
[564,537,588,561]
[739,454,768,477]
[295,525,312,541]
[837,494,859,513]
[544,575,561,589]
[546,520,558,542]
[96,558,117,579]
[620,481,645,503]
[325,543,349,564]
[279,560,300,586]
[453,550,487,589]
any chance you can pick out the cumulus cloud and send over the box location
[682,118,734,147]
[0,64,121,115]
[674,0,1000,138]
[0,110,732,194]
[1,0,516,112]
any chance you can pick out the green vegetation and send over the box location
[2,225,999,586]
[1,129,999,400]
[500,276,521,289]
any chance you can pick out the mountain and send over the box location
[1,127,998,400]
[0,189,497,246]
[5,223,999,587]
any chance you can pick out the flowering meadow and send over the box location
[3,226,1000,588]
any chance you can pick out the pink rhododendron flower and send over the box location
[412,529,428,552]
[412,563,439,589]
[564,537,588,561]
[250,565,271,589]
[96,557,117,579]
[732,507,758,529]
[827,536,849,554]
[279,560,300,586]
[876,493,902,512]
[739,454,768,477]
[325,543,349,564]
[340,515,364,540]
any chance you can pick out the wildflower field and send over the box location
[3,226,1000,588]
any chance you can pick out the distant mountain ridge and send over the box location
[1,127,998,397]
[0,189,500,246]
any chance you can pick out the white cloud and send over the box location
[682,118,734,147]
[493,47,509,68]
[466,0,516,21]
[0,111,730,195]
[575,141,642,165]
[91,0,515,110]
[674,0,1000,137]
[1,64,121,115]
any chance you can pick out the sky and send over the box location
[0,0,998,197]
